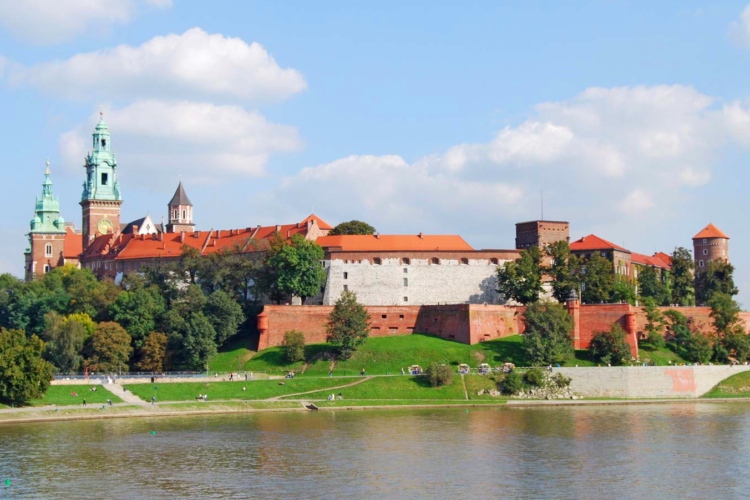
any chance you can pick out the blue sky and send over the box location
[2,1,750,304]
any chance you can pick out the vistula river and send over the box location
[2,403,750,499]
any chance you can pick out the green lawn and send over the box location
[285,375,468,400]
[208,332,256,372]
[30,385,123,406]
[638,345,688,366]
[703,371,750,398]
[124,378,351,402]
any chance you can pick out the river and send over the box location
[1,403,749,498]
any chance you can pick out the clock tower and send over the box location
[80,113,122,249]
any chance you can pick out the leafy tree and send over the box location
[696,260,738,305]
[85,322,133,373]
[136,332,168,372]
[707,293,743,337]
[684,332,713,364]
[64,312,96,339]
[580,252,614,303]
[611,277,636,305]
[521,301,574,365]
[499,371,524,395]
[181,313,218,370]
[545,241,581,303]
[205,290,244,346]
[638,265,669,305]
[496,246,543,305]
[178,245,203,285]
[523,367,545,387]
[670,247,695,306]
[326,290,370,359]
[329,220,376,236]
[267,234,327,303]
[589,323,632,366]
[283,330,306,363]
[641,298,666,349]
[109,285,166,350]
[42,312,86,373]
[425,363,454,387]
[50,266,119,320]
[142,258,180,307]
[664,309,713,363]
[0,328,54,405]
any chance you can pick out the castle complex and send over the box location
[25,117,730,310]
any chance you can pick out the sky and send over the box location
[2,1,750,305]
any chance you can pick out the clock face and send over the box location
[97,218,113,235]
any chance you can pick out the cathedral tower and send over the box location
[692,223,729,271]
[166,181,194,233]
[25,163,67,280]
[81,113,122,249]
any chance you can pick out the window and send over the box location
[101,173,108,185]
[343,284,348,291]
[703,249,708,256]
[431,257,440,265]
[101,139,106,149]
[490,258,498,265]
[460,258,469,265]
[699,260,704,268]
[343,272,348,279]
[399,314,404,320]
[401,258,410,265]
[403,268,408,274]
[43,264,50,273]
[45,244,52,257]
[703,239,707,244]
[403,278,408,287]
[381,314,387,319]
[182,210,186,219]
[373,258,382,265]
[403,296,408,302]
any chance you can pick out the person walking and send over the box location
[151,396,156,405]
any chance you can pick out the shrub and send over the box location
[523,368,545,387]
[589,324,631,366]
[425,363,454,387]
[282,330,306,363]
[522,302,574,366]
[551,372,571,389]
[500,371,524,395]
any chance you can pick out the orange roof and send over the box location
[569,234,629,253]
[300,214,333,230]
[693,223,729,240]
[631,252,671,270]
[63,227,82,259]
[316,234,474,252]
[653,252,672,267]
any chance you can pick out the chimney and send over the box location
[133,225,139,234]
[180,231,186,243]
[276,225,281,233]
[375,233,380,239]
[193,230,199,238]
[217,230,221,239]
[159,232,163,241]
[418,232,424,239]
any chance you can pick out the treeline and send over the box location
[0,233,328,375]
[497,242,737,306]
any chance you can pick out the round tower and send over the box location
[692,223,729,271]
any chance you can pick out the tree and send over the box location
[425,363,454,387]
[638,266,669,305]
[283,330,307,363]
[521,302,574,365]
[545,241,581,303]
[670,247,695,306]
[0,328,54,405]
[267,234,327,303]
[136,332,168,372]
[205,290,244,346]
[611,277,636,305]
[707,292,743,337]
[108,285,166,350]
[326,290,370,359]
[181,313,218,370]
[641,298,666,349]
[580,252,614,304]
[589,324,632,366]
[496,246,543,305]
[329,220,376,236]
[42,311,86,373]
[696,260,738,305]
[85,322,133,373]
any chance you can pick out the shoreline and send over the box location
[3,396,750,425]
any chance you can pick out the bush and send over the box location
[282,330,306,363]
[500,371,524,395]
[589,324,631,366]
[523,368,545,387]
[425,363,454,387]
[551,372,571,389]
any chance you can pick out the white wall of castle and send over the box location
[322,257,511,306]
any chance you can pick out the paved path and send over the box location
[267,376,373,401]
[102,383,148,406]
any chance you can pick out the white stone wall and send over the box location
[322,257,511,306]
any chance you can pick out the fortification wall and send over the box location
[555,365,750,398]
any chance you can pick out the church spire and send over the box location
[166,180,195,233]
[30,161,66,234]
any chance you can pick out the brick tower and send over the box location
[165,181,194,233]
[24,163,68,280]
[80,113,122,249]
[692,223,729,271]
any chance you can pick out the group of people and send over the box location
[327,392,343,401]
[196,394,208,401]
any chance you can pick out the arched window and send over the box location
[431,257,440,265]
[401,258,410,265]
[460,258,469,265]
[45,244,52,257]
[182,210,186,219]
[490,258,498,265]
[373,258,382,265]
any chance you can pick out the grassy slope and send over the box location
[208,332,256,372]
[30,385,124,406]
[704,371,750,398]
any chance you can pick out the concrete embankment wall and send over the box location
[554,365,750,398]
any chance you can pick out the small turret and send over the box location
[166,181,195,233]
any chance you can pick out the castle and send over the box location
[26,116,730,309]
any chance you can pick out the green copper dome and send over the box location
[30,164,66,234]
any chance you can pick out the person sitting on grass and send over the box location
[70,392,78,397]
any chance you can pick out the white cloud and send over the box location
[59,100,301,183]
[618,189,655,214]
[8,28,307,103]
[730,4,750,48]
[0,0,170,44]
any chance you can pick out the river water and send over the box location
[1,403,750,499]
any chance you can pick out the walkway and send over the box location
[102,383,148,406]
[267,376,373,401]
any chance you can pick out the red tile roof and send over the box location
[63,227,82,259]
[300,214,333,230]
[569,234,629,253]
[316,234,474,252]
[693,223,729,240]
[631,252,671,270]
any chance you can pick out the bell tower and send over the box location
[80,112,122,249]
[25,162,68,280]
[166,181,194,233]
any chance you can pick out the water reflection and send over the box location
[2,404,750,498]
